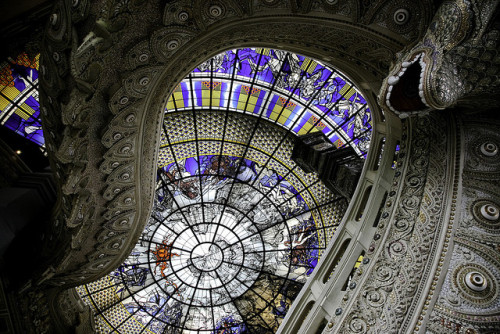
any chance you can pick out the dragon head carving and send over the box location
[379,0,500,117]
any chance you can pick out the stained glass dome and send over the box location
[76,48,372,333]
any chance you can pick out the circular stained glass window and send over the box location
[77,47,372,333]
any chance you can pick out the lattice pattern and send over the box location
[157,148,174,168]
[164,113,195,143]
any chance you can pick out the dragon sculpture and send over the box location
[379,0,500,117]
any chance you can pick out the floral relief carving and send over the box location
[379,0,500,117]
[333,113,452,333]
[424,114,500,333]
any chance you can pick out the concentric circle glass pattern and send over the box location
[77,48,372,333]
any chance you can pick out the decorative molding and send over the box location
[36,0,416,289]
[332,112,454,333]
[423,112,500,333]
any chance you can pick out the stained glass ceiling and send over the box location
[72,47,373,333]
[0,53,44,150]
[0,49,371,156]
[0,47,372,334]
[165,48,371,156]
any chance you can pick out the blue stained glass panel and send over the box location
[0,53,44,148]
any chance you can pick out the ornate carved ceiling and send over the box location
[36,0,435,288]
[1,0,499,333]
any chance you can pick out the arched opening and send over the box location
[77,47,375,333]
